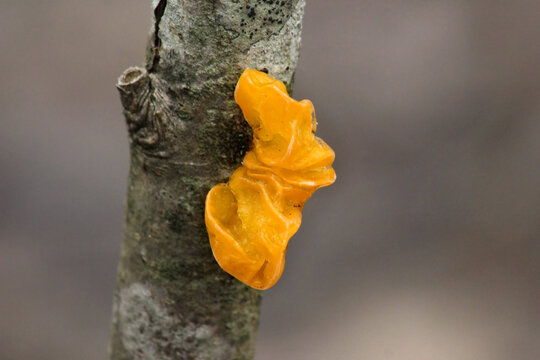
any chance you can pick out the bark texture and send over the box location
[108,1,306,359]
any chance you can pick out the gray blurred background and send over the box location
[1,1,539,359]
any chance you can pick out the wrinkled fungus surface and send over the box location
[205,69,335,289]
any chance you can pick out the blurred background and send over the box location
[1,1,539,359]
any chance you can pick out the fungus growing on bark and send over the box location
[205,69,335,289]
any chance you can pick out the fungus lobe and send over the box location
[205,69,335,289]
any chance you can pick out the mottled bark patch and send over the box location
[118,283,232,360]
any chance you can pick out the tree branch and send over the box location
[108,1,306,359]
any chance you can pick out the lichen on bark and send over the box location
[108,1,306,359]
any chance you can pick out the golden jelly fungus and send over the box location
[205,69,335,289]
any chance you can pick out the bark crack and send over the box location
[150,0,168,73]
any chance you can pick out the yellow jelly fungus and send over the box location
[205,69,336,289]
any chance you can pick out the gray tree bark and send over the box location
[108,1,306,359]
